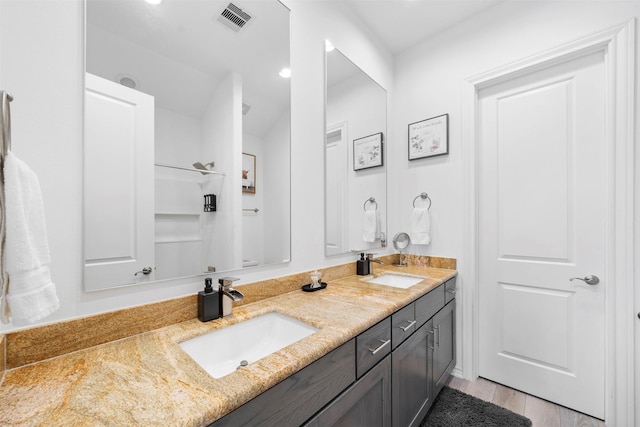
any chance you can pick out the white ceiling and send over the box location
[344,0,504,55]
[86,0,504,137]
[86,0,290,137]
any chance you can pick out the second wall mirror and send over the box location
[324,44,387,256]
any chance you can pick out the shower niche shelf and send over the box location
[155,211,201,216]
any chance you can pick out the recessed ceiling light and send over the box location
[325,40,335,52]
[279,67,291,78]
[145,0,162,5]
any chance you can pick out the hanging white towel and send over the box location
[362,209,379,243]
[410,207,431,245]
[0,170,9,324]
[3,152,59,324]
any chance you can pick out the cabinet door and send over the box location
[432,300,456,396]
[305,355,391,427]
[212,341,355,427]
[392,322,431,427]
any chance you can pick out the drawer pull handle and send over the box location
[399,320,416,332]
[369,339,391,355]
[447,289,456,294]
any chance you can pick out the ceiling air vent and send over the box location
[217,3,253,33]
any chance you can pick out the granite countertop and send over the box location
[0,265,456,426]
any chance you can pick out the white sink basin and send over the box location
[179,312,318,379]
[366,273,425,289]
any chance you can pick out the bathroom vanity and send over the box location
[210,275,456,427]
[0,262,456,426]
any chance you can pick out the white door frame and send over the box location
[460,20,635,425]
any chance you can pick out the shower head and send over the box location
[192,161,215,175]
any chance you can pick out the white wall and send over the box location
[242,133,264,265]
[391,1,639,420]
[262,109,291,265]
[201,72,242,273]
[391,1,639,257]
[155,108,201,165]
[0,0,393,331]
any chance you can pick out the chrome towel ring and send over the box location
[412,192,431,210]
[363,197,377,212]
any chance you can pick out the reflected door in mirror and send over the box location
[84,73,155,291]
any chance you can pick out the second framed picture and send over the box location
[408,113,449,160]
[353,132,383,171]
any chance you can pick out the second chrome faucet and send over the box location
[219,277,244,317]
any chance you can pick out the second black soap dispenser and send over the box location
[198,277,220,322]
[356,253,370,276]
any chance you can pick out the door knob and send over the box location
[569,275,599,285]
[135,266,153,276]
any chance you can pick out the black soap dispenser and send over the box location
[356,253,370,276]
[198,277,220,322]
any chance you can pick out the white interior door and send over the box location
[325,121,348,256]
[478,50,606,418]
[84,73,155,291]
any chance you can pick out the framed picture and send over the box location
[353,132,383,171]
[408,114,449,160]
[242,152,256,194]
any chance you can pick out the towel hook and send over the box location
[1,91,13,160]
[412,192,431,210]
[363,197,377,212]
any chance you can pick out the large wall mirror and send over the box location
[325,45,387,256]
[84,0,291,291]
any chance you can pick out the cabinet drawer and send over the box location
[356,317,391,378]
[415,285,444,327]
[391,303,416,349]
[445,276,457,304]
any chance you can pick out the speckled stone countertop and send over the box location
[0,265,456,426]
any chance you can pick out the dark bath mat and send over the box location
[420,386,533,427]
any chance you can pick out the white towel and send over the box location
[362,210,379,243]
[3,152,59,324]
[410,207,431,245]
[0,168,8,324]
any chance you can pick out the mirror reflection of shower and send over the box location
[84,0,292,291]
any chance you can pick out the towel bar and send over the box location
[0,90,13,164]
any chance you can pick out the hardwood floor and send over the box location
[445,376,606,427]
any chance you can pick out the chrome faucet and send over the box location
[218,277,244,317]
[366,253,384,274]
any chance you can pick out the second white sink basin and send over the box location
[179,312,318,379]
[366,273,425,289]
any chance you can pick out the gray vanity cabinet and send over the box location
[432,300,456,397]
[208,276,457,427]
[303,355,391,427]
[391,320,432,427]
